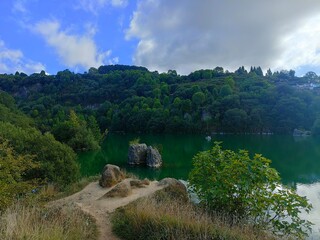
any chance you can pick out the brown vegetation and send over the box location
[111,186,275,240]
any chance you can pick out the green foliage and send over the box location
[0,65,319,134]
[189,142,313,239]
[0,140,39,211]
[192,91,205,106]
[0,122,80,185]
[129,138,140,145]
[53,110,100,152]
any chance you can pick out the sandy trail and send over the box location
[51,179,164,240]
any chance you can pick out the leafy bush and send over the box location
[0,122,80,186]
[0,140,39,211]
[189,142,313,239]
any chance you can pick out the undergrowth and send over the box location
[0,203,98,240]
[111,188,275,240]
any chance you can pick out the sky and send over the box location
[1,0,320,76]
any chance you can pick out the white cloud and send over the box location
[76,0,128,14]
[275,15,320,72]
[33,20,115,70]
[127,0,320,74]
[111,0,128,7]
[0,40,45,74]
[12,0,28,14]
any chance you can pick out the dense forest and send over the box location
[1,65,320,153]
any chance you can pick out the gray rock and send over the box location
[158,178,188,202]
[146,146,162,168]
[158,178,185,189]
[99,164,125,188]
[128,144,148,165]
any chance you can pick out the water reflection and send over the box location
[297,183,320,239]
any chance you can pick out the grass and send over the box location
[0,203,98,240]
[0,176,101,240]
[32,175,100,204]
[111,188,275,240]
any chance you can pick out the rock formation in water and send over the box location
[128,143,162,168]
[99,164,125,188]
[146,146,162,168]
[128,143,148,165]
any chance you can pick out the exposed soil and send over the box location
[50,179,164,240]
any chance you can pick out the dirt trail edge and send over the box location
[50,179,164,240]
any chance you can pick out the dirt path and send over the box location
[51,179,164,240]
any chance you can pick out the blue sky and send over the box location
[1,0,320,76]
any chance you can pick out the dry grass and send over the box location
[0,203,98,240]
[112,189,275,240]
[31,175,100,204]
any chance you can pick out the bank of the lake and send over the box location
[78,134,320,238]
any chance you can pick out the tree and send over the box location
[189,143,312,239]
[0,140,39,211]
[219,85,233,98]
[53,110,100,151]
[222,108,247,132]
[192,92,205,106]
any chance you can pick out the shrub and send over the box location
[0,140,39,211]
[189,142,313,239]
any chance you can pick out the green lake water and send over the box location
[78,134,320,237]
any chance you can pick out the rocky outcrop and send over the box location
[128,144,148,165]
[146,146,162,168]
[128,143,162,168]
[99,164,125,188]
[158,178,189,202]
[101,181,132,198]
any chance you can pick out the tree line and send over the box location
[0,65,319,139]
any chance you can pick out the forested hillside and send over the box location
[0,91,81,209]
[1,65,320,137]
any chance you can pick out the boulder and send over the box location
[100,181,132,198]
[158,178,188,202]
[99,164,125,188]
[146,146,162,168]
[128,144,148,165]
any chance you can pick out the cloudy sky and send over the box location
[1,0,320,75]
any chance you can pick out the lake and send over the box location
[78,134,320,238]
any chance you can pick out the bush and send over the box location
[189,142,313,239]
[0,140,39,211]
[0,122,80,186]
